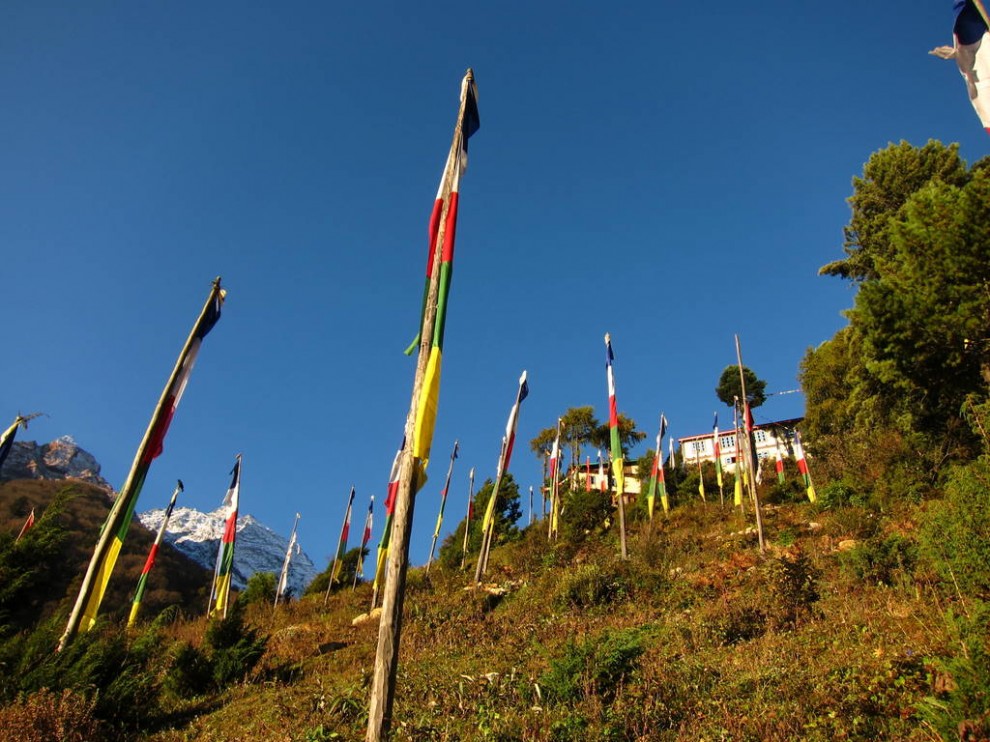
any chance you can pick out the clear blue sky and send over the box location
[3,2,987,571]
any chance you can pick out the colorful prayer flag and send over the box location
[127,480,182,627]
[410,72,481,476]
[210,455,242,619]
[61,280,224,647]
[793,430,817,503]
[15,508,35,543]
[329,487,356,592]
[712,412,724,490]
[427,441,459,570]
[371,441,403,604]
[658,415,670,514]
[604,335,625,496]
[353,497,374,588]
[475,371,529,579]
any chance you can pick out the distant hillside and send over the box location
[0,478,213,630]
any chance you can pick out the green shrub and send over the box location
[818,479,871,509]
[919,457,990,599]
[839,534,917,587]
[558,488,613,544]
[554,563,629,611]
[166,602,267,698]
[761,554,820,629]
[919,601,990,740]
[540,628,645,704]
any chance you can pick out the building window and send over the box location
[754,430,767,443]
[720,435,735,450]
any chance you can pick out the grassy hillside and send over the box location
[0,478,213,630]
[3,484,983,741]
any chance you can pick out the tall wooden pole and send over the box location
[366,70,474,742]
[460,467,475,570]
[426,440,459,573]
[59,279,224,651]
[734,335,766,553]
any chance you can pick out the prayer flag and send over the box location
[210,455,241,619]
[932,0,990,134]
[793,430,817,503]
[128,480,182,627]
[61,280,224,647]
[411,72,481,475]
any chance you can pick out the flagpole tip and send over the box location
[465,67,474,81]
[604,332,611,344]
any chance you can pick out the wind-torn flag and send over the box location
[371,441,403,605]
[475,371,529,580]
[61,280,225,649]
[604,335,625,496]
[410,71,481,480]
[15,508,35,543]
[547,418,562,539]
[658,415,670,514]
[0,415,28,473]
[712,413,724,493]
[210,455,242,619]
[775,437,786,484]
[645,415,668,521]
[353,497,374,589]
[603,333,629,558]
[427,440,459,570]
[793,430,817,503]
[329,487,356,593]
[276,513,301,607]
[128,480,182,627]
[932,0,990,134]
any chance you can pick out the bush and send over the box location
[554,563,629,611]
[558,488,613,544]
[0,688,102,742]
[919,457,990,599]
[818,479,871,510]
[760,554,820,630]
[165,602,267,698]
[540,628,645,704]
[919,601,990,740]
[839,534,917,587]
[240,571,277,606]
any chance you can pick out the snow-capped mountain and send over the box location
[137,506,319,596]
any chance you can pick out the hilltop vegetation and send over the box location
[1,141,989,740]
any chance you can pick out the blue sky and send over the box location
[3,1,987,572]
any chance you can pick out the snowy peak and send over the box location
[137,506,318,595]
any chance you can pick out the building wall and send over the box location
[678,419,803,470]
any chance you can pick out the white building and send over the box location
[677,417,804,469]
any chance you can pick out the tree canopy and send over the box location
[715,365,767,409]
[801,140,990,496]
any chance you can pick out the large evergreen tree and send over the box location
[801,141,990,494]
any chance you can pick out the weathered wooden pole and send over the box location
[366,69,477,742]
[59,279,225,651]
[734,334,766,553]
